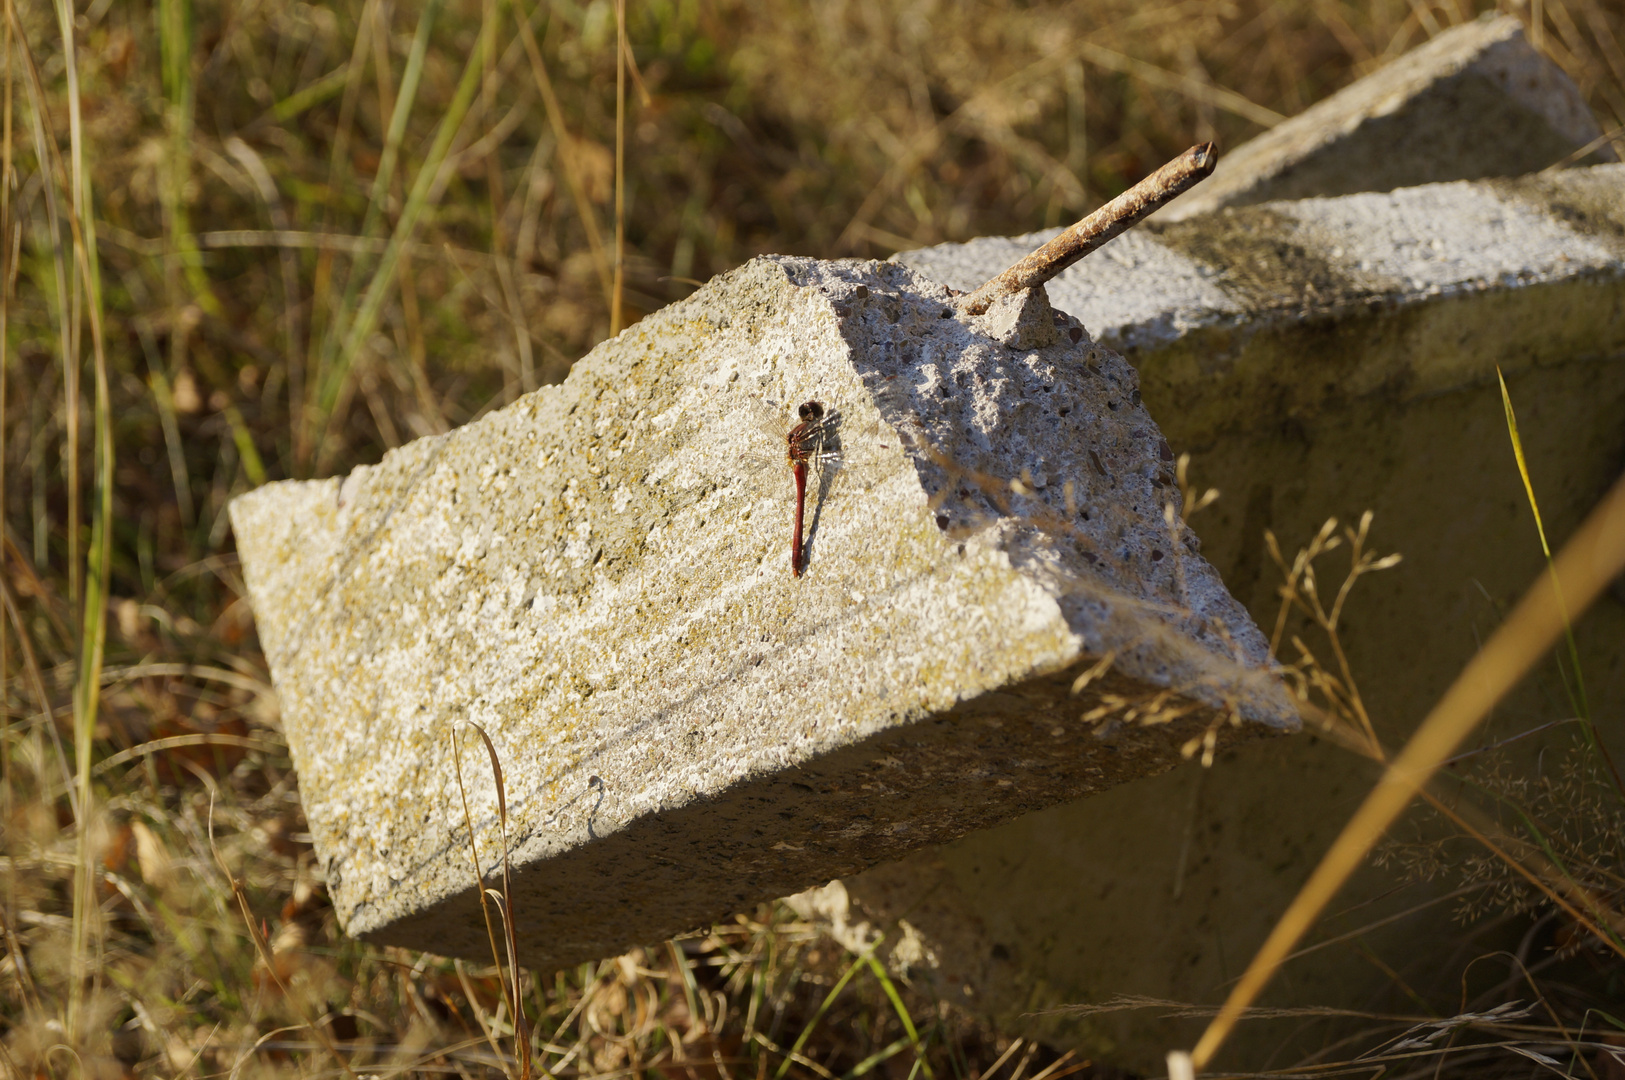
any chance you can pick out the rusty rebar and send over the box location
[957,142,1217,316]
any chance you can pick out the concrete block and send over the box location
[1158,14,1615,220]
[852,166,1625,1070]
[230,257,1294,971]
[899,166,1625,360]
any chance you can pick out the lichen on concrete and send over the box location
[231,255,1292,970]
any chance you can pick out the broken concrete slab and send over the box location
[900,164,1625,397]
[230,256,1294,972]
[845,166,1625,1070]
[1157,14,1615,221]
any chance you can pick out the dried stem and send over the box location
[957,142,1216,315]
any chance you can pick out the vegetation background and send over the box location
[3,0,1624,1077]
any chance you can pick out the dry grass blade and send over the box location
[450,728,515,1070]
[514,0,611,307]
[473,723,532,1080]
[1185,468,1625,1071]
[0,573,75,818]
[611,0,627,335]
[1070,40,1287,128]
[91,732,280,777]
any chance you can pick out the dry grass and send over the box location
[4,0,1625,1077]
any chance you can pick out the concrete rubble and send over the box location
[230,256,1296,972]
[840,168,1625,1071]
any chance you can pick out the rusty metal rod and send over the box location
[957,142,1218,316]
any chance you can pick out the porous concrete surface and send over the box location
[834,167,1625,1070]
[1157,13,1614,220]
[230,256,1294,971]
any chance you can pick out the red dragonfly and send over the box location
[740,397,845,577]
[784,400,831,576]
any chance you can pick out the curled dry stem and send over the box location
[451,723,534,1080]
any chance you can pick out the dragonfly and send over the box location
[738,396,847,577]
[785,400,832,577]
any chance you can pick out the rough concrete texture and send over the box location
[230,256,1295,971]
[1156,14,1614,221]
[835,166,1625,1070]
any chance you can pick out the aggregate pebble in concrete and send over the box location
[230,256,1293,971]
[1157,14,1613,220]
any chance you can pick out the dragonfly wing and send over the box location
[736,395,793,444]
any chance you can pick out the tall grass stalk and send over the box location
[0,0,12,1021]
[29,0,114,1043]
[1496,366,1623,798]
[157,0,214,319]
[611,0,626,335]
[7,15,74,615]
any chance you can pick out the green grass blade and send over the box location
[844,1036,914,1080]
[306,0,443,463]
[270,64,351,123]
[1496,367,1617,796]
[862,955,935,1080]
[363,0,444,243]
[310,0,443,398]
[313,0,507,468]
[223,404,268,487]
[157,0,217,316]
[774,937,880,1080]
